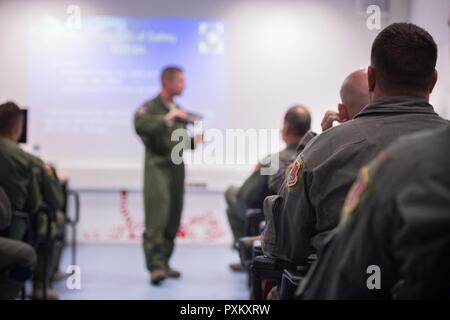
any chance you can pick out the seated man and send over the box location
[26,153,65,299]
[0,186,37,300]
[237,69,369,274]
[300,125,450,299]
[246,69,369,299]
[225,105,311,270]
[267,68,369,195]
[262,23,448,268]
[0,102,41,238]
[0,101,62,299]
[267,130,317,195]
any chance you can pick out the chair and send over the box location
[62,186,80,267]
[11,211,34,300]
[280,268,306,300]
[250,253,316,300]
[245,208,264,237]
[250,255,294,300]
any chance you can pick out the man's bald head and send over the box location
[281,105,311,144]
[339,69,369,119]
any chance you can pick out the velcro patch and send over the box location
[137,106,147,115]
[287,159,302,188]
[342,166,369,217]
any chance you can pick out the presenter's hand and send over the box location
[321,110,348,131]
[164,109,188,126]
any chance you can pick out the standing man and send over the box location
[0,101,63,299]
[0,102,41,226]
[134,66,202,285]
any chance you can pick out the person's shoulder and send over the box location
[379,125,450,174]
[0,140,33,170]
[145,94,162,106]
[136,95,164,116]
[353,125,450,204]
[350,126,450,222]
[24,151,45,168]
[277,144,298,161]
[301,121,366,164]
[0,139,25,158]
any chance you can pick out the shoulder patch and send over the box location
[44,163,54,178]
[287,159,302,188]
[137,106,147,115]
[342,166,369,218]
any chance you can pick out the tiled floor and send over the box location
[51,244,249,300]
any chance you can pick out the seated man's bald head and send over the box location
[281,105,311,144]
[339,69,369,119]
[321,69,369,132]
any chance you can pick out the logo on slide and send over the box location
[198,22,224,54]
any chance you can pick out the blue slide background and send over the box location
[27,17,225,166]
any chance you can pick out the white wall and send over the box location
[410,0,450,119]
[0,0,413,244]
[0,0,412,188]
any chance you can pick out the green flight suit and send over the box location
[0,138,41,298]
[0,138,41,240]
[262,96,449,266]
[27,153,64,286]
[300,125,450,299]
[225,142,299,245]
[0,186,37,300]
[134,95,192,272]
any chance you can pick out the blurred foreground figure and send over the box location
[300,125,450,299]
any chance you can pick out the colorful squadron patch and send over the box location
[137,105,148,115]
[287,159,302,188]
[342,166,370,219]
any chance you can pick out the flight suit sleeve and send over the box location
[323,200,397,299]
[39,166,64,211]
[262,155,316,265]
[24,165,42,215]
[267,132,317,196]
[134,105,167,138]
[284,158,318,265]
[238,157,271,209]
[28,155,64,211]
[267,160,291,194]
[393,176,450,299]
[312,161,399,299]
[0,186,12,230]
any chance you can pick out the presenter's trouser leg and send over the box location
[143,163,185,272]
[163,164,185,267]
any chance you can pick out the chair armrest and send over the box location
[245,208,264,237]
[66,190,80,225]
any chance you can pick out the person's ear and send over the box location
[429,69,438,93]
[338,103,349,122]
[13,121,22,143]
[368,66,376,92]
[281,122,289,139]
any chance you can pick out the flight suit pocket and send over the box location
[262,195,283,253]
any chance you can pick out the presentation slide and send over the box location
[27,17,225,168]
